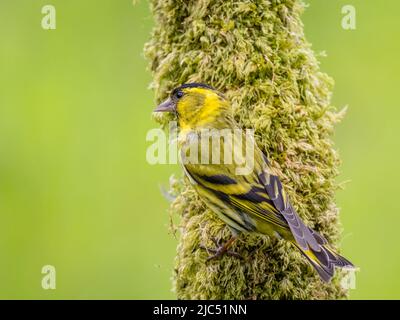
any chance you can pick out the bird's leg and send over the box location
[200,236,242,260]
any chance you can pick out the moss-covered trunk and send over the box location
[145,0,349,299]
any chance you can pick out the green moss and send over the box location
[145,0,349,299]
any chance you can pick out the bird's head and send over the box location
[154,83,231,130]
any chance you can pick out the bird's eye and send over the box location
[175,91,184,99]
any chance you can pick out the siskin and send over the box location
[154,83,354,282]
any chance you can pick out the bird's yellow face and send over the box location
[154,83,230,130]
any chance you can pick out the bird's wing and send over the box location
[180,130,320,250]
[258,154,320,250]
[183,160,290,231]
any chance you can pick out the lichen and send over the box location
[145,0,349,299]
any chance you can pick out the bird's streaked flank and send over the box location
[154,83,354,282]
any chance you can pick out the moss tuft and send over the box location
[145,0,349,299]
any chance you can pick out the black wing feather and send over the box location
[259,168,320,251]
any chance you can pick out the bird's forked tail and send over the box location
[292,231,354,282]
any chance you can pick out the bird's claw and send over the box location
[199,238,243,260]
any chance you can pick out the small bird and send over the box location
[154,83,354,282]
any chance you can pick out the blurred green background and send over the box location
[0,0,398,299]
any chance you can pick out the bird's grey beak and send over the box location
[154,98,175,113]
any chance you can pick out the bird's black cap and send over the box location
[172,83,216,96]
